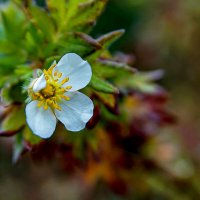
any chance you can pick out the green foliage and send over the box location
[47,0,108,33]
[1,105,25,131]
[90,74,119,93]
[0,3,27,73]
[0,0,161,156]
[116,70,163,93]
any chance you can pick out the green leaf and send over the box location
[56,32,100,57]
[25,32,56,59]
[94,91,117,109]
[68,0,108,33]
[2,106,26,131]
[47,0,68,26]
[47,0,108,33]
[97,29,125,48]
[0,52,26,68]
[29,6,56,40]
[25,26,41,57]
[116,70,163,94]
[90,74,119,93]
[86,30,125,61]
[14,64,32,79]
[93,59,136,79]
[75,32,102,51]
[0,3,27,43]
[25,23,50,59]
[0,3,28,69]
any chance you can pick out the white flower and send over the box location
[25,53,94,138]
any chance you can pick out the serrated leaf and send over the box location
[68,0,108,33]
[47,0,108,33]
[29,6,56,40]
[86,30,125,61]
[56,32,100,56]
[75,32,102,50]
[93,59,136,79]
[90,74,119,93]
[24,23,42,57]
[46,0,66,26]
[97,29,125,48]
[25,22,52,59]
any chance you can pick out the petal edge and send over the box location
[25,101,57,138]
[54,53,92,91]
[55,92,94,132]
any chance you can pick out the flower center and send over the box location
[40,84,55,98]
[29,63,72,111]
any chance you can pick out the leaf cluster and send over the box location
[0,0,163,157]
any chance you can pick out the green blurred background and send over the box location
[1,0,200,199]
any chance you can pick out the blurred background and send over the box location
[1,0,200,199]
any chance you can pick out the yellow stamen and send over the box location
[46,99,51,104]
[37,101,43,108]
[54,71,58,77]
[48,63,56,75]
[58,73,62,78]
[61,77,69,85]
[59,88,66,93]
[53,103,62,111]
[44,104,48,110]
[66,86,72,90]
[29,67,72,112]
[51,97,57,101]
[62,95,70,101]
[45,75,49,81]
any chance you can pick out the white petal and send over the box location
[55,92,94,132]
[54,53,92,91]
[25,101,57,138]
[33,74,46,92]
